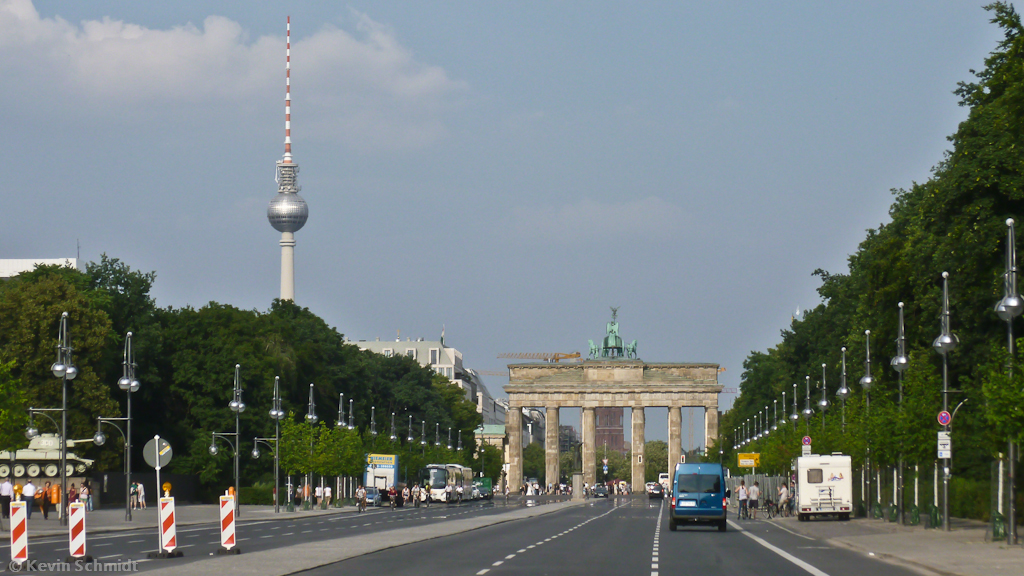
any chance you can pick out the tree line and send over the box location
[714,2,1024,489]
[0,256,489,499]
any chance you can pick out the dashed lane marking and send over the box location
[727,521,831,576]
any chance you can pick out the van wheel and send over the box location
[798,513,806,522]
[718,520,727,532]
[669,519,677,531]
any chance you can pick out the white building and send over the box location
[354,337,506,425]
[0,259,77,279]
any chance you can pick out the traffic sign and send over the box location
[737,453,760,467]
[937,411,952,426]
[802,436,812,446]
[603,465,608,474]
[937,431,951,459]
[602,458,608,466]
[801,445,812,456]
[143,437,173,468]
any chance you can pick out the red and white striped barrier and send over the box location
[9,500,28,565]
[159,497,177,552]
[219,495,236,550]
[68,502,87,558]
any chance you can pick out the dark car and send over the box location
[364,487,383,507]
[593,484,610,498]
[648,483,664,499]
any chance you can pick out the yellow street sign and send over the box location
[737,453,760,467]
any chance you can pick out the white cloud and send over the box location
[505,196,696,244]
[0,0,465,149]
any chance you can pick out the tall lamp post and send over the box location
[995,218,1022,545]
[304,383,318,506]
[861,330,874,518]
[228,365,245,517]
[932,272,958,531]
[94,417,131,520]
[837,347,849,432]
[780,393,787,428]
[389,413,397,442]
[790,383,799,430]
[116,331,139,521]
[50,312,78,527]
[337,393,345,429]
[266,376,285,513]
[892,302,910,526]
[407,415,414,443]
[818,364,830,432]
[802,376,813,434]
[772,400,779,432]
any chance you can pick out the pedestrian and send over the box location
[738,480,749,519]
[504,484,510,505]
[355,485,367,513]
[40,481,51,520]
[130,482,138,510]
[749,481,760,520]
[0,476,12,519]
[778,482,790,517]
[81,482,91,512]
[137,481,146,509]
[22,480,36,519]
[315,484,323,507]
[324,485,332,507]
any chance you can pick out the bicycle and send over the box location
[763,499,777,520]
[739,500,749,519]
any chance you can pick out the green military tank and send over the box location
[0,434,94,479]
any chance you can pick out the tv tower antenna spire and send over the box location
[267,16,308,302]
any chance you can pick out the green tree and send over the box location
[522,442,545,483]
[0,358,26,450]
[644,440,668,482]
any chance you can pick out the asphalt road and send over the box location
[315,496,926,576]
[1,498,527,572]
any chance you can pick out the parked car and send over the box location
[593,484,610,498]
[646,482,658,494]
[365,487,383,507]
[648,483,664,499]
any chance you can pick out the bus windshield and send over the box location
[427,468,448,489]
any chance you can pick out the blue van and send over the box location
[669,462,730,532]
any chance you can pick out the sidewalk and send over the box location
[0,503,359,538]
[772,515,1023,576]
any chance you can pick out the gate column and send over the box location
[582,407,596,486]
[507,405,523,492]
[704,401,719,453]
[668,406,682,473]
[545,405,560,489]
[631,407,646,493]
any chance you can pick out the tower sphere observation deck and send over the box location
[268,165,308,233]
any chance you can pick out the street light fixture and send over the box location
[305,383,318,506]
[407,415,414,443]
[337,393,345,428]
[115,330,140,521]
[818,364,829,431]
[802,375,814,433]
[837,347,849,432]
[892,302,910,526]
[447,427,452,451]
[348,399,354,430]
[932,272,957,531]
[995,218,1022,545]
[370,406,377,437]
[95,416,131,520]
[763,406,770,437]
[435,423,440,447]
[790,383,799,429]
[226,364,245,517]
[861,330,874,517]
[390,412,397,442]
[50,311,77,527]
[265,376,285,513]
[772,400,778,432]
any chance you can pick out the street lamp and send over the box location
[407,415,414,443]
[305,383,318,506]
[227,364,245,517]
[337,393,345,428]
[932,271,957,531]
[348,399,355,430]
[995,218,1022,545]
[861,330,874,517]
[95,417,130,520]
[115,330,140,521]
[772,400,778,432]
[265,376,285,513]
[447,427,452,451]
[435,423,440,447]
[790,383,799,429]
[818,364,829,431]
[370,406,377,437]
[802,375,814,434]
[837,347,849,432]
[390,412,397,442]
[50,311,77,527]
[763,406,770,437]
[892,302,910,526]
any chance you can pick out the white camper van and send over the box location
[796,453,853,521]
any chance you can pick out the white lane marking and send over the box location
[517,549,526,553]
[768,520,817,541]
[527,545,535,549]
[260,535,274,539]
[728,521,831,576]
[505,554,516,560]
[98,555,123,559]
[477,571,490,575]
[283,532,294,536]
[127,540,144,544]
[302,530,313,533]
[93,543,112,547]
[492,561,504,566]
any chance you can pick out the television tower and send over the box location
[267,16,308,301]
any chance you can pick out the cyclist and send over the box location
[749,481,760,520]
[738,480,749,519]
[412,484,421,508]
[456,484,464,504]
[388,485,397,509]
[355,485,367,513]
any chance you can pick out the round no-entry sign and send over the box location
[802,436,812,446]
[937,411,952,426]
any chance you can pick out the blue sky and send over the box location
[1,1,1004,444]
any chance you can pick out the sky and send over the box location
[0,1,1005,447]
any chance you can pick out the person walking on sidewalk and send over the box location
[22,480,36,520]
[0,477,12,519]
[137,481,146,509]
[749,482,760,520]
[40,481,51,520]
[738,480,749,519]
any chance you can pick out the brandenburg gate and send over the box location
[504,311,721,492]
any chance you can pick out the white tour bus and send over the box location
[796,453,853,521]
[422,463,475,502]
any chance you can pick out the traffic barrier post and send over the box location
[10,501,28,566]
